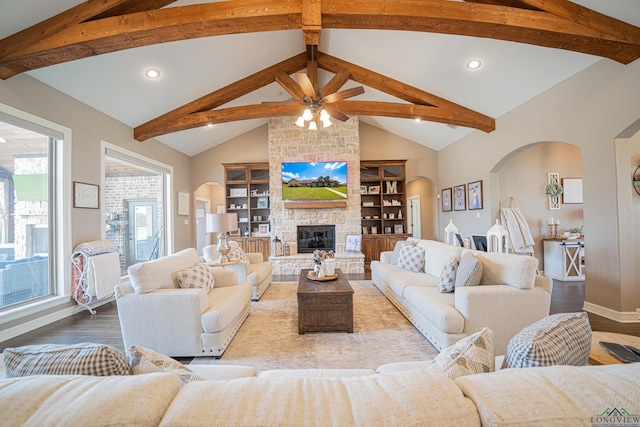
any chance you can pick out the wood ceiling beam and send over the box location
[275,72,306,101]
[90,0,177,21]
[302,0,322,45]
[317,51,495,132]
[462,0,540,11]
[134,52,307,141]
[0,0,129,62]
[332,100,495,131]
[2,0,640,79]
[496,0,640,44]
[320,0,640,64]
[0,0,303,79]
[144,104,305,136]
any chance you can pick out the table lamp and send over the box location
[206,213,238,263]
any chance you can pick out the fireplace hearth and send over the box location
[297,225,335,253]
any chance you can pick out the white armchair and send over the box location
[115,248,252,358]
[203,242,272,301]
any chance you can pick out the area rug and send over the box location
[190,280,438,372]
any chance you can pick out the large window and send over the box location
[103,145,171,275]
[0,113,62,310]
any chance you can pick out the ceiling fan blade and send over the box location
[323,104,350,122]
[274,72,305,102]
[323,86,365,104]
[296,72,316,98]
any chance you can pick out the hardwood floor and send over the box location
[1,276,638,355]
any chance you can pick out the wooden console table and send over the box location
[297,268,354,334]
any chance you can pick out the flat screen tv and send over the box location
[282,161,348,201]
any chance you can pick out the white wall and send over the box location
[439,58,640,316]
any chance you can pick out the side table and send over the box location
[589,331,640,365]
[207,259,239,268]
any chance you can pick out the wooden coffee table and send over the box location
[589,331,640,365]
[297,268,354,334]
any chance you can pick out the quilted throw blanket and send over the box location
[71,240,119,306]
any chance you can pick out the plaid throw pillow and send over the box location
[4,343,131,378]
[430,327,494,379]
[227,241,250,263]
[438,256,459,293]
[176,263,214,292]
[455,253,483,287]
[396,244,425,272]
[390,240,415,265]
[127,346,205,384]
[502,312,592,369]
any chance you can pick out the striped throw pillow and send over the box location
[502,312,592,368]
[455,253,483,287]
[4,343,131,377]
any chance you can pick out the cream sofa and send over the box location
[0,362,638,426]
[203,242,272,301]
[115,248,253,357]
[371,239,553,354]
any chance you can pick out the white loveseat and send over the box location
[115,248,252,357]
[371,239,553,354]
[0,362,638,426]
[203,242,272,301]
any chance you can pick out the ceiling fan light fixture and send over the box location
[321,117,332,128]
[302,108,313,121]
[308,120,317,130]
[320,109,330,121]
[295,116,306,127]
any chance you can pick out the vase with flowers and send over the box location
[312,249,334,278]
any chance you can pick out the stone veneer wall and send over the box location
[268,116,362,256]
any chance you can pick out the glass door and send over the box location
[127,199,158,267]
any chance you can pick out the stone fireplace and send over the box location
[297,225,335,253]
[267,116,364,274]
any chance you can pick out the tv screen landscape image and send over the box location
[282,161,348,201]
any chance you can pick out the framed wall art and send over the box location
[467,180,483,210]
[345,234,362,252]
[453,184,466,211]
[257,196,269,208]
[73,181,99,209]
[441,188,452,212]
[258,224,270,236]
[562,178,583,204]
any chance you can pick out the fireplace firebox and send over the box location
[297,225,335,253]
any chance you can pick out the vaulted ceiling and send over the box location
[1,0,639,156]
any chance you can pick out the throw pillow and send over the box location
[127,346,205,384]
[396,244,425,273]
[227,241,250,263]
[390,239,415,265]
[502,312,592,369]
[176,263,214,292]
[3,343,131,378]
[438,256,459,293]
[455,253,483,287]
[430,327,495,379]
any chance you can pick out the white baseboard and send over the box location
[583,302,640,323]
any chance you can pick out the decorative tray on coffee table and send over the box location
[306,272,339,281]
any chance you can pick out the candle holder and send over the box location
[548,225,556,239]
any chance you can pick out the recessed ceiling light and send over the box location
[414,118,422,123]
[466,59,482,70]
[144,68,160,79]
[207,123,214,128]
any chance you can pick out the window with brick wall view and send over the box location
[0,120,54,309]
[104,151,168,275]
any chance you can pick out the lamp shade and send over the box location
[206,213,238,233]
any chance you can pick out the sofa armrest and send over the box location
[116,287,209,354]
[380,251,393,264]
[246,252,264,264]
[209,267,240,287]
[454,284,552,354]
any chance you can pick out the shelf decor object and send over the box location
[547,172,562,210]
